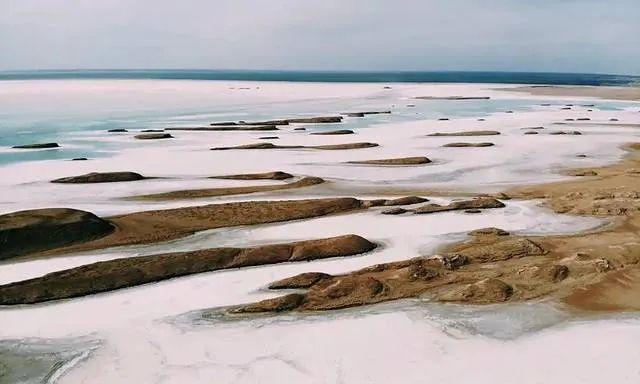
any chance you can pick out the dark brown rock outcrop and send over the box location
[167,125,278,131]
[222,230,560,313]
[209,171,294,180]
[268,272,332,289]
[211,142,378,150]
[549,130,582,135]
[0,235,377,304]
[133,177,325,200]
[437,278,513,303]
[381,207,408,215]
[442,142,495,147]
[468,227,510,236]
[413,198,505,214]
[342,111,391,117]
[134,133,174,140]
[310,130,354,135]
[286,116,343,124]
[12,143,60,149]
[414,96,491,100]
[51,172,145,184]
[383,196,428,206]
[427,130,500,137]
[347,156,431,165]
[0,208,114,260]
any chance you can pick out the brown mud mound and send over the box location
[209,116,342,126]
[0,235,376,305]
[12,143,60,149]
[310,130,354,135]
[286,116,343,124]
[269,272,332,289]
[167,125,278,131]
[227,231,555,313]
[383,196,428,206]
[42,198,366,256]
[414,96,491,100]
[209,171,293,180]
[211,142,378,151]
[131,177,325,200]
[0,208,114,260]
[51,172,146,184]
[381,207,408,215]
[347,156,431,165]
[427,130,500,137]
[342,111,391,117]
[413,198,505,214]
[442,142,495,148]
[134,133,173,140]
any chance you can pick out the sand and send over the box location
[501,85,640,101]
[129,177,325,200]
[38,198,365,256]
[226,143,640,314]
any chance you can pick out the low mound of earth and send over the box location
[286,116,343,124]
[427,130,500,137]
[310,130,354,135]
[211,142,378,150]
[549,130,582,135]
[14,196,431,258]
[0,235,377,305]
[0,208,114,260]
[209,171,294,180]
[383,196,428,206]
[227,210,640,314]
[413,96,491,100]
[35,198,367,257]
[166,125,278,131]
[566,169,598,177]
[210,120,290,126]
[442,142,495,147]
[210,116,343,126]
[342,111,391,117]
[134,133,174,140]
[347,156,431,165]
[132,176,325,200]
[51,172,146,184]
[12,143,60,149]
[381,207,408,215]
[228,229,549,313]
[412,198,505,214]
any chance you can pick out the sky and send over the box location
[1,0,639,75]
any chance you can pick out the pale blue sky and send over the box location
[1,0,639,74]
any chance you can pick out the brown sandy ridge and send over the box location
[225,144,640,314]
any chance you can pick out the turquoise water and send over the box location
[0,78,637,166]
[1,70,638,86]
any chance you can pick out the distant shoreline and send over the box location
[0,69,638,86]
[498,85,640,102]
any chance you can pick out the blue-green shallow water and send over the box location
[0,76,637,166]
[1,70,639,86]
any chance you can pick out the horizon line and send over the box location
[0,68,638,77]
